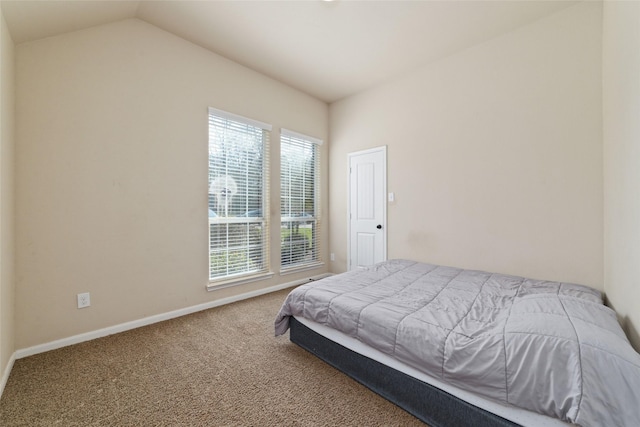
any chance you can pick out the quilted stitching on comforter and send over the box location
[275,259,640,427]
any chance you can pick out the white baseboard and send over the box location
[0,351,16,400]
[15,273,333,360]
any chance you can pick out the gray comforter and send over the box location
[275,260,640,427]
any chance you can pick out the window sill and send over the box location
[206,272,274,292]
[279,262,325,276]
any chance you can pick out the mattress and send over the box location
[294,315,568,427]
[275,259,640,427]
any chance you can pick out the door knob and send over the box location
[376,224,382,229]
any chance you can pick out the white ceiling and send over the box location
[1,0,578,103]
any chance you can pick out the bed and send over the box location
[275,259,640,427]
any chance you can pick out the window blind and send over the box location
[208,107,270,281]
[280,129,321,270]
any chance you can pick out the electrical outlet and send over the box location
[77,292,91,309]
[330,253,335,261]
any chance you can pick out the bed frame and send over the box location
[290,317,520,427]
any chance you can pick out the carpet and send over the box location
[0,288,425,426]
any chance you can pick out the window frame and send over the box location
[279,128,323,273]
[207,107,273,289]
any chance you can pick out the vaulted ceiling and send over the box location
[1,0,577,103]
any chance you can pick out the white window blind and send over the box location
[280,129,321,270]
[208,107,271,282]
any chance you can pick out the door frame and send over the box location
[347,145,388,270]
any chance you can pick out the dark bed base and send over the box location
[290,317,520,427]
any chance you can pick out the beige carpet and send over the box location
[0,288,425,426]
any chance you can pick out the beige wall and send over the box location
[329,1,603,289]
[8,0,640,358]
[0,6,16,385]
[603,0,640,351]
[15,18,328,349]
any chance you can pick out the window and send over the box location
[208,107,271,283]
[280,129,322,270]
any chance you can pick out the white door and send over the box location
[348,146,387,270]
